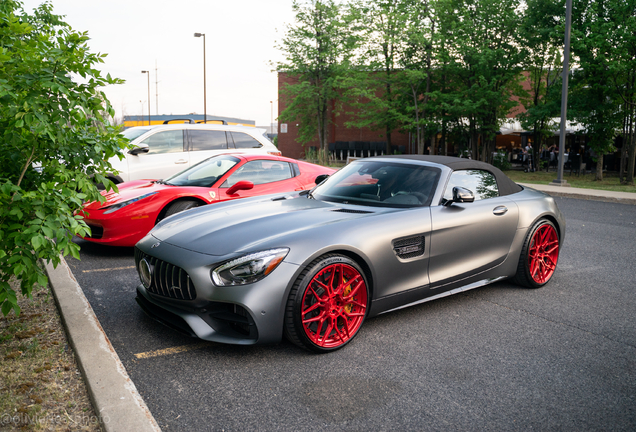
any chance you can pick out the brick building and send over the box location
[276,72,541,160]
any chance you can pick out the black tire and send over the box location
[513,218,560,288]
[161,200,200,221]
[284,254,369,353]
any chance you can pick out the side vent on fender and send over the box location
[392,235,425,260]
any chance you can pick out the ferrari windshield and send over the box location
[313,160,440,207]
[164,155,240,187]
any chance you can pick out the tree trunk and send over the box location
[442,120,447,156]
[627,129,636,185]
[595,153,604,181]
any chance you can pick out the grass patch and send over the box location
[0,279,101,431]
[505,169,636,193]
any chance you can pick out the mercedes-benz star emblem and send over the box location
[151,242,160,249]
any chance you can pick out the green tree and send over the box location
[592,0,636,184]
[277,0,358,159]
[0,0,127,315]
[517,0,566,167]
[570,0,625,181]
[395,0,441,154]
[344,0,412,154]
[432,0,525,162]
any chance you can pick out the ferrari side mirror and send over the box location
[226,180,254,196]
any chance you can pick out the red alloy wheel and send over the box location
[528,223,559,284]
[300,263,368,349]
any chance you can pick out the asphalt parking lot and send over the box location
[67,197,636,431]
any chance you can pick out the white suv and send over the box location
[108,121,281,183]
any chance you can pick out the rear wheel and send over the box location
[514,219,560,288]
[285,254,369,353]
[161,200,200,221]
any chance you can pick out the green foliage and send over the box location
[516,0,565,159]
[342,0,415,152]
[0,0,128,315]
[492,151,512,171]
[277,0,359,150]
[569,0,636,182]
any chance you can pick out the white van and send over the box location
[108,121,280,183]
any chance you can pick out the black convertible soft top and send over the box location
[378,155,523,197]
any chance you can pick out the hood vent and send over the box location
[332,209,373,214]
[393,235,425,260]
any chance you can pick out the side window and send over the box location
[443,170,499,201]
[189,130,228,151]
[230,132,263,149]
[140,130,184,154]
[223,160,292,187]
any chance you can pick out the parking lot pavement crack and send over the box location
[463,293,636,351]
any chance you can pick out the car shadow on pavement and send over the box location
[72,237,135,258]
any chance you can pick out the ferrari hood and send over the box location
[84,180,166,210]
[150,195,384,256]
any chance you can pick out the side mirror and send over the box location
[315,174,330,185]
[444,186,475,206]
[226,180,254,196]
[129,143,149,156]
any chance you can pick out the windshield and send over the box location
[164,155,240,187]
[121,127,152,141]
[312,160,440,207]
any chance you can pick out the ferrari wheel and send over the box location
[514,219,560,288]
[161,199,200,221]
[285,254,369,353]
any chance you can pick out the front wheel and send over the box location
[284,254,369,353]
[514,219,560,288]
[159,199,200,222]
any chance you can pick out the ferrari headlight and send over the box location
[211,248,289,286]
[101,192,158,214]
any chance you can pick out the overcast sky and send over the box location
[20,0,297,126]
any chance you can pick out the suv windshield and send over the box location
[164,155,240,187]
[312,160,440,207]
[121,127,152,141]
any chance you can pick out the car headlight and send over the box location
[211,248,289,286]
[101,192,158,214]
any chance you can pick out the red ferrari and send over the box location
[79,154,335,247]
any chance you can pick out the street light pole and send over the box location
[194,33,207,123]
[141,70,150,126]
[270,101,273,135]
[552,0,572,187]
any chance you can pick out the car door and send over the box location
[187,129,230,166]
[216,159,303,200]
[126,130,189,180]
[428,169,519,288]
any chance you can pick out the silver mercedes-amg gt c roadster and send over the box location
[134,155,565,353]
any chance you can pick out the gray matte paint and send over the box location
[135,157,566,345]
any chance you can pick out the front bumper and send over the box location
[80,214,152,247]
[133,238,301,345]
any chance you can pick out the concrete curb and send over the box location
[519,182,636,205]
[44,257,161,432]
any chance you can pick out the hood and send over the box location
[84,180,166,210]
[150,195,385,256]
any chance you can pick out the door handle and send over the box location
[493,205,508,216]
[174,159,188,164]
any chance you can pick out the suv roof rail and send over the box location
[163,119,195,124]
[196,119,228,125]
